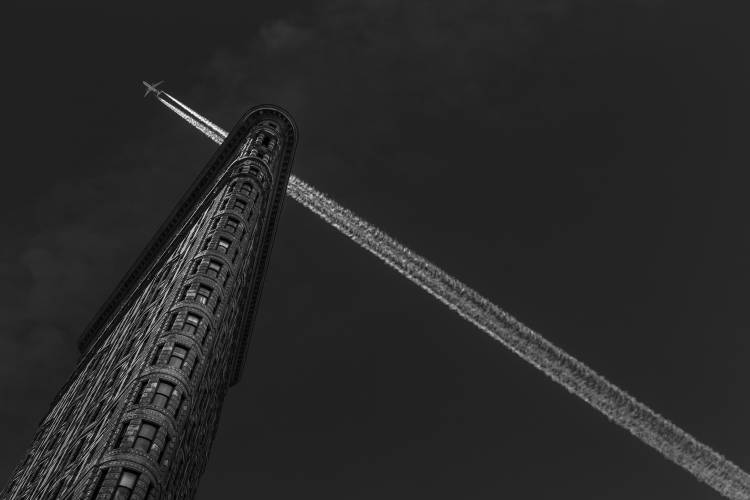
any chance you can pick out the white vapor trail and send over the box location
[155,92,750,500]
[158,96,225,144]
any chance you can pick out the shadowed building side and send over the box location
[1,106,297,500]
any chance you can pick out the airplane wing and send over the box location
[142,80,165,98]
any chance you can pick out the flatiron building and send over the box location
[1,106,297,499]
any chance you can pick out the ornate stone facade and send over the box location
[1,106,297,499]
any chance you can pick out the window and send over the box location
[190,260,200,276]
[217,238,231,253]
[174,393,184,419]
[219,198,229,210]
[152,381,175,409]
[168,345,188,370]
[116,422,129,447]
[239,183,252,197]
[160,435,171,464]
[206,260,222,279]
[223,272,231,287]
[202,237,212,251]
[213,297,222,316]
[167,313,178,330]
[202,325,211,346]
[210,218,219,231]
[184,313,201,334]
[225,217,239,233]
[133,422,158,453]
[151,344,163,365]
[114,469,139,500]
[138,380,149,402]
[196,285,212,305]
[233,199,247,212]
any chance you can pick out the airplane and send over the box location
[142,80,165,98]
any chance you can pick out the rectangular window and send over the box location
[174,393,184,419]
[196,285,212,305]
[114,469,139,500]
[217,238,231,253]
[202,325,211,346]
[233,199,247,212]
[133,422,158,453]
[210,218,219,231]
[151,344,163,366]
[223,271,230,287]
[190,260,200,276]
[206,260,222,279]
[168,345,188,370]
[152,381,175,409]
[239,183,252,197]
[202,237,212,251]
[213,297,222,316]
[220,198,229,210]
[167,313,178,330]
[184,313,201,335]
[225,217,239,233]
[116,422,129,448]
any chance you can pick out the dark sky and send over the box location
[1,1,749,498]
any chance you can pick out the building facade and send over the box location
[1,106,297,499]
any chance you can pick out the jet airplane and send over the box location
[142,80,165,98]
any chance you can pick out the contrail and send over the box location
[157,94,225,144]
[153,92,750,500]
[159,92,225,137]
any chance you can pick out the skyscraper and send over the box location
[1,105,297,499]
